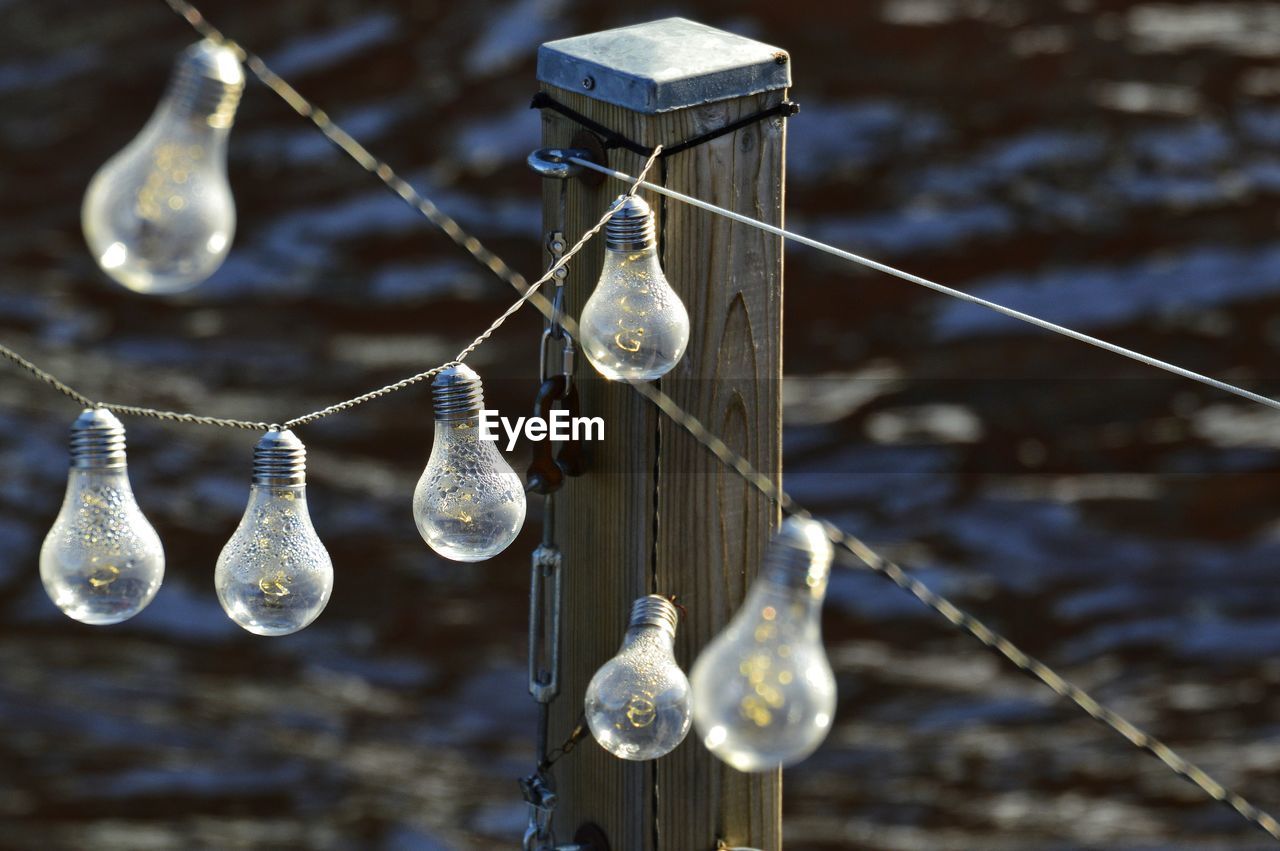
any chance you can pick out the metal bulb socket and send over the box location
[69,408,128,470]
[628,594,679,638]
[252,429,306,487]
[166,39,245,128]
[431,364,486,421]
[605,195,657,251]
[762,516,834,593]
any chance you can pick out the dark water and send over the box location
[3,0,1280,848]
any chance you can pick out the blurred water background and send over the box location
[3,0,1280,848]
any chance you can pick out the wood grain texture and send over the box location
[653,90,786,851]
[540,82,785,851]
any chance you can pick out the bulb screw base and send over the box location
[605,195,657,251]
[253,429,306,487]
[69,408,127,470]
[628,594,679,638]
[762,516,835,592]
[167,39,245,128]
[431,364,486,421]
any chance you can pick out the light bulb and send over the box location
[40,409,165,625]
[579,195,689,381]
[690,517,837,771]
[82,39,244,294]
[585,595,692,760]
[413,364,526,562]
[215,429,333,636]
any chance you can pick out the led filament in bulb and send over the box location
[82,39,244,294]
[40,409,165,625]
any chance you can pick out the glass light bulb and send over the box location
[215,429,333,636]
[585,595,692,761]
[40,409,165,625]
[690,517,837,771]
[579,195,689,381]
[413,364,526,562]
[82,39,244,294]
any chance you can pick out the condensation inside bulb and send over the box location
[691,587,836,772]
[40,469,164,625]
[82,107,234,294]
[585,627,692,761]
[215,485,332,636]
[413,418,526,562]
[580,247,690,381]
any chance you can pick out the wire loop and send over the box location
[531,91,799,158]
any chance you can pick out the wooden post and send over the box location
[537,18,788,851]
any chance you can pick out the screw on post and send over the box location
[526,147,595,182]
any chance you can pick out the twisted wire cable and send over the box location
[0,341,272,429]
[284,146,662,429]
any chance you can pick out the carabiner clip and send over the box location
[527,376,568,495]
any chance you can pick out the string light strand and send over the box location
[282,145,661,429]
[0,146,658,433]
[102,0,1280,838]
[449,146,663,368]
[0,2,657,434]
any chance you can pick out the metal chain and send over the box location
[520,184,576,851]
[539,714,589,772]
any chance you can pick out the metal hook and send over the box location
[527,147,595,180]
